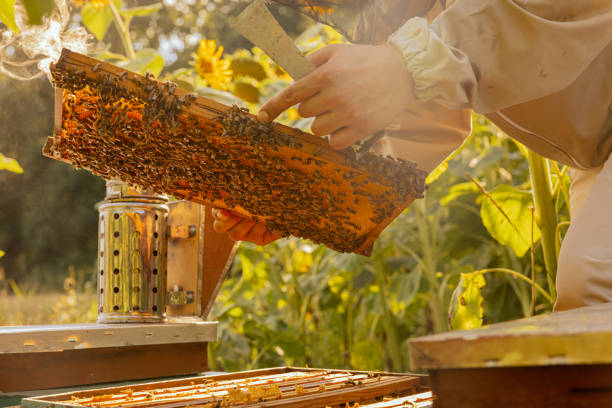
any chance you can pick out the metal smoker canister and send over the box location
[97,180,168,323]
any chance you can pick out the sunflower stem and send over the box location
[109,1,136,60]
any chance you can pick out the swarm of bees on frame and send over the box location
[47,58,426,254]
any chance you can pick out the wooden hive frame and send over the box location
[44,49,426,255]
[22,367,431,408]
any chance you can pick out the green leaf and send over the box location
[0,153,24,174]
[0,249,4,258]
[425,131,473,185]
[95,47,129,62]
[0,0,19,33]
[449,272,486,330]
[122,48,164,76]
[480,184,541,257]
[440,181,479,206]
[81,0,121,41]
[23,0,54,25]
[425,161,447,185]
[120,3,161,19]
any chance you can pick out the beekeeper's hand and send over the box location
[211,208,282,245]
[258,43,414,150]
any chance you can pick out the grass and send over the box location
[0,292,97,326]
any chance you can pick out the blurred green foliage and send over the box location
[0,78,105,290]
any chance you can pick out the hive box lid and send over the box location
[409,302,612,370]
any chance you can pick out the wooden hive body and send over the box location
[410,303,612,407]
[45,49,426,255]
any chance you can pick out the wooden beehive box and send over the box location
[22,367,432,408]
[44,49,426,256]
[409,302,612,407]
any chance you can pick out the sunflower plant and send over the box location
[192,38,233,91]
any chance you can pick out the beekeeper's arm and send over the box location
[381,0,612,172]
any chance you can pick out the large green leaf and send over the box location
[23,0,54,25]
[0,153,24,173]
[81,0,121,41]
[122,48,164,76]
[449,272,486,330]
[440,181,479,205]
[480,184,541,257]
[0,0,19,33]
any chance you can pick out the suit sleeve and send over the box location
[387,0,612,113]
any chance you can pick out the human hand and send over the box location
[258,43,414,150]
[211,208,282,245]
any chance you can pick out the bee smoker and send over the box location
[96,180,238,324]
[96,180,169,323]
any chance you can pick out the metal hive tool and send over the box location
[44,49,426,255]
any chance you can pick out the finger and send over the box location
[310,111,349,137]
[228,218,257,241]
[263,230,283,245]
[211,208,231,221]
[212,213,242,234]
[243,221,268,245]
[259,68,330,123]
[306,44,340,67]
[329,126,364,150]
[297,89,337,118]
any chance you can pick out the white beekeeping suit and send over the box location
[378,0,612,311]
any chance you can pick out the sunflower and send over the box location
[192,39,232,91]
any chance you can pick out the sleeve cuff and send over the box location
[388,17,477,110]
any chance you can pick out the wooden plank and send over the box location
[360,392,433,407]
[201,205,239,317]
[166,201,204,317]
[0,342,208,392]
[166,202,238,318]
[430,364,612,408]
[0,322,216,354]
[410,302,612,370]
